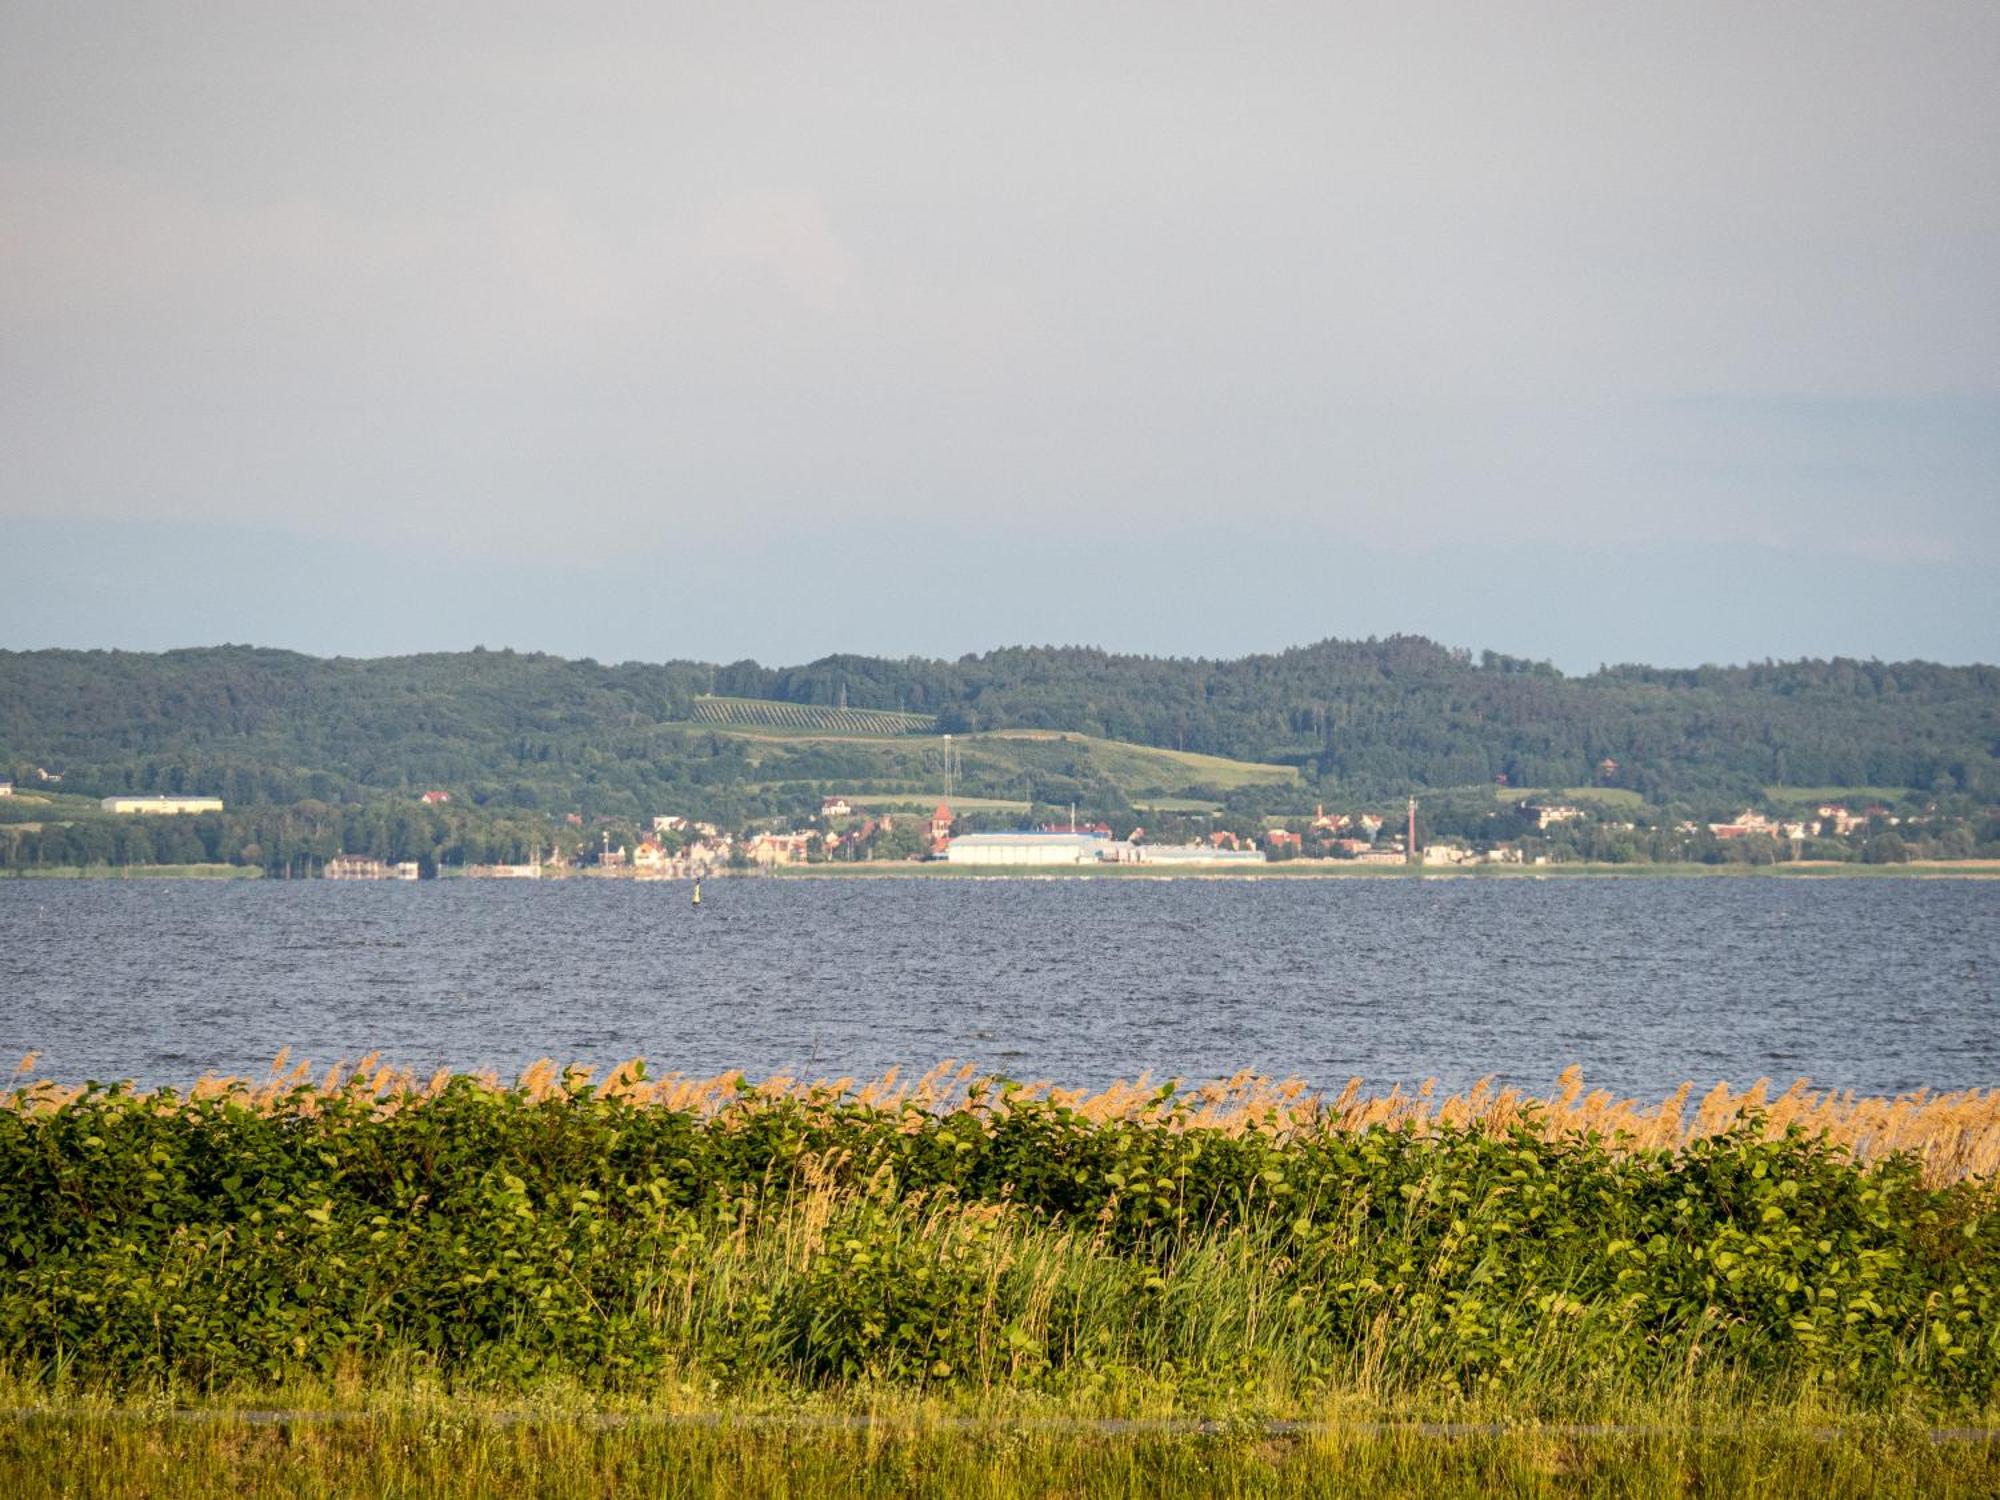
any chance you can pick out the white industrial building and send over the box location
[944,832,1117,866]
[99,795,224,815]
[944,833,1271,867]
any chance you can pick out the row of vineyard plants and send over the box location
[689,697,937,736]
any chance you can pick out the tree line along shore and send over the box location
[1,639,1996,879]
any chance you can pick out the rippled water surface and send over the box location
[0,877,1994,1094]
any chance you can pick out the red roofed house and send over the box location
[420,790,450,805]
[929,802,955,855]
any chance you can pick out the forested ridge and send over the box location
[1,639,1995,819]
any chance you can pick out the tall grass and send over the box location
[16,1055,1997,1184]
[2,1383,1995,1499]
[5,1403,1994,1497]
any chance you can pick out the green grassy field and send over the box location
[702,723,1299,806]
[1764,786,1914,806]
[1492,785,1649,812]
[3,1387,1991,1498]
[0,790,120,824]
[971,730,1299,792]
[842,795,1033,813]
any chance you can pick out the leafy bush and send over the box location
[1,1076,1993,1410]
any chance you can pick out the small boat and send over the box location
[691,881,702,907]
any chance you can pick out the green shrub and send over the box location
[0,1077,1993,1411]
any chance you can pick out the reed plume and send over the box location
[8,1054,1997,1182]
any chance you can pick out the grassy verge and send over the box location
[2,1385,1994,1498]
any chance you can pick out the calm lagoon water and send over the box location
[0,876,1993,1096]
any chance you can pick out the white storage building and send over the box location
[944,832,1115,866]
[100,795,225,815]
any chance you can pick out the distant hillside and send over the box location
[0,639,1994,818]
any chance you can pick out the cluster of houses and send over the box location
[418,789,1933,879]
[568,797,1446,872]
[734,800,950,869]
[1690,803,1888,842]
[0,768,63,794]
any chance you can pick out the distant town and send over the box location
[2,639,1996,878]
[4,771,1963,879]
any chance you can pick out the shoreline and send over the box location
[769,858,2000,880]
[6,859,1996,882]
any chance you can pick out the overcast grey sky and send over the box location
[2,2,1995,670]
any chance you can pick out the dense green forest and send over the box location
[1,641,1995,856]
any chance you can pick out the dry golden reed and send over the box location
[10,1053,1999,1183]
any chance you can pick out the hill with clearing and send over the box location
[0,639,1993,823]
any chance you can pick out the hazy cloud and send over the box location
[1,2,1994,663]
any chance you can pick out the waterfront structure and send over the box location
[1130,844,1266,866]
[0,781,11,797]
[325,856,419,880]
[99,795,224,815]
